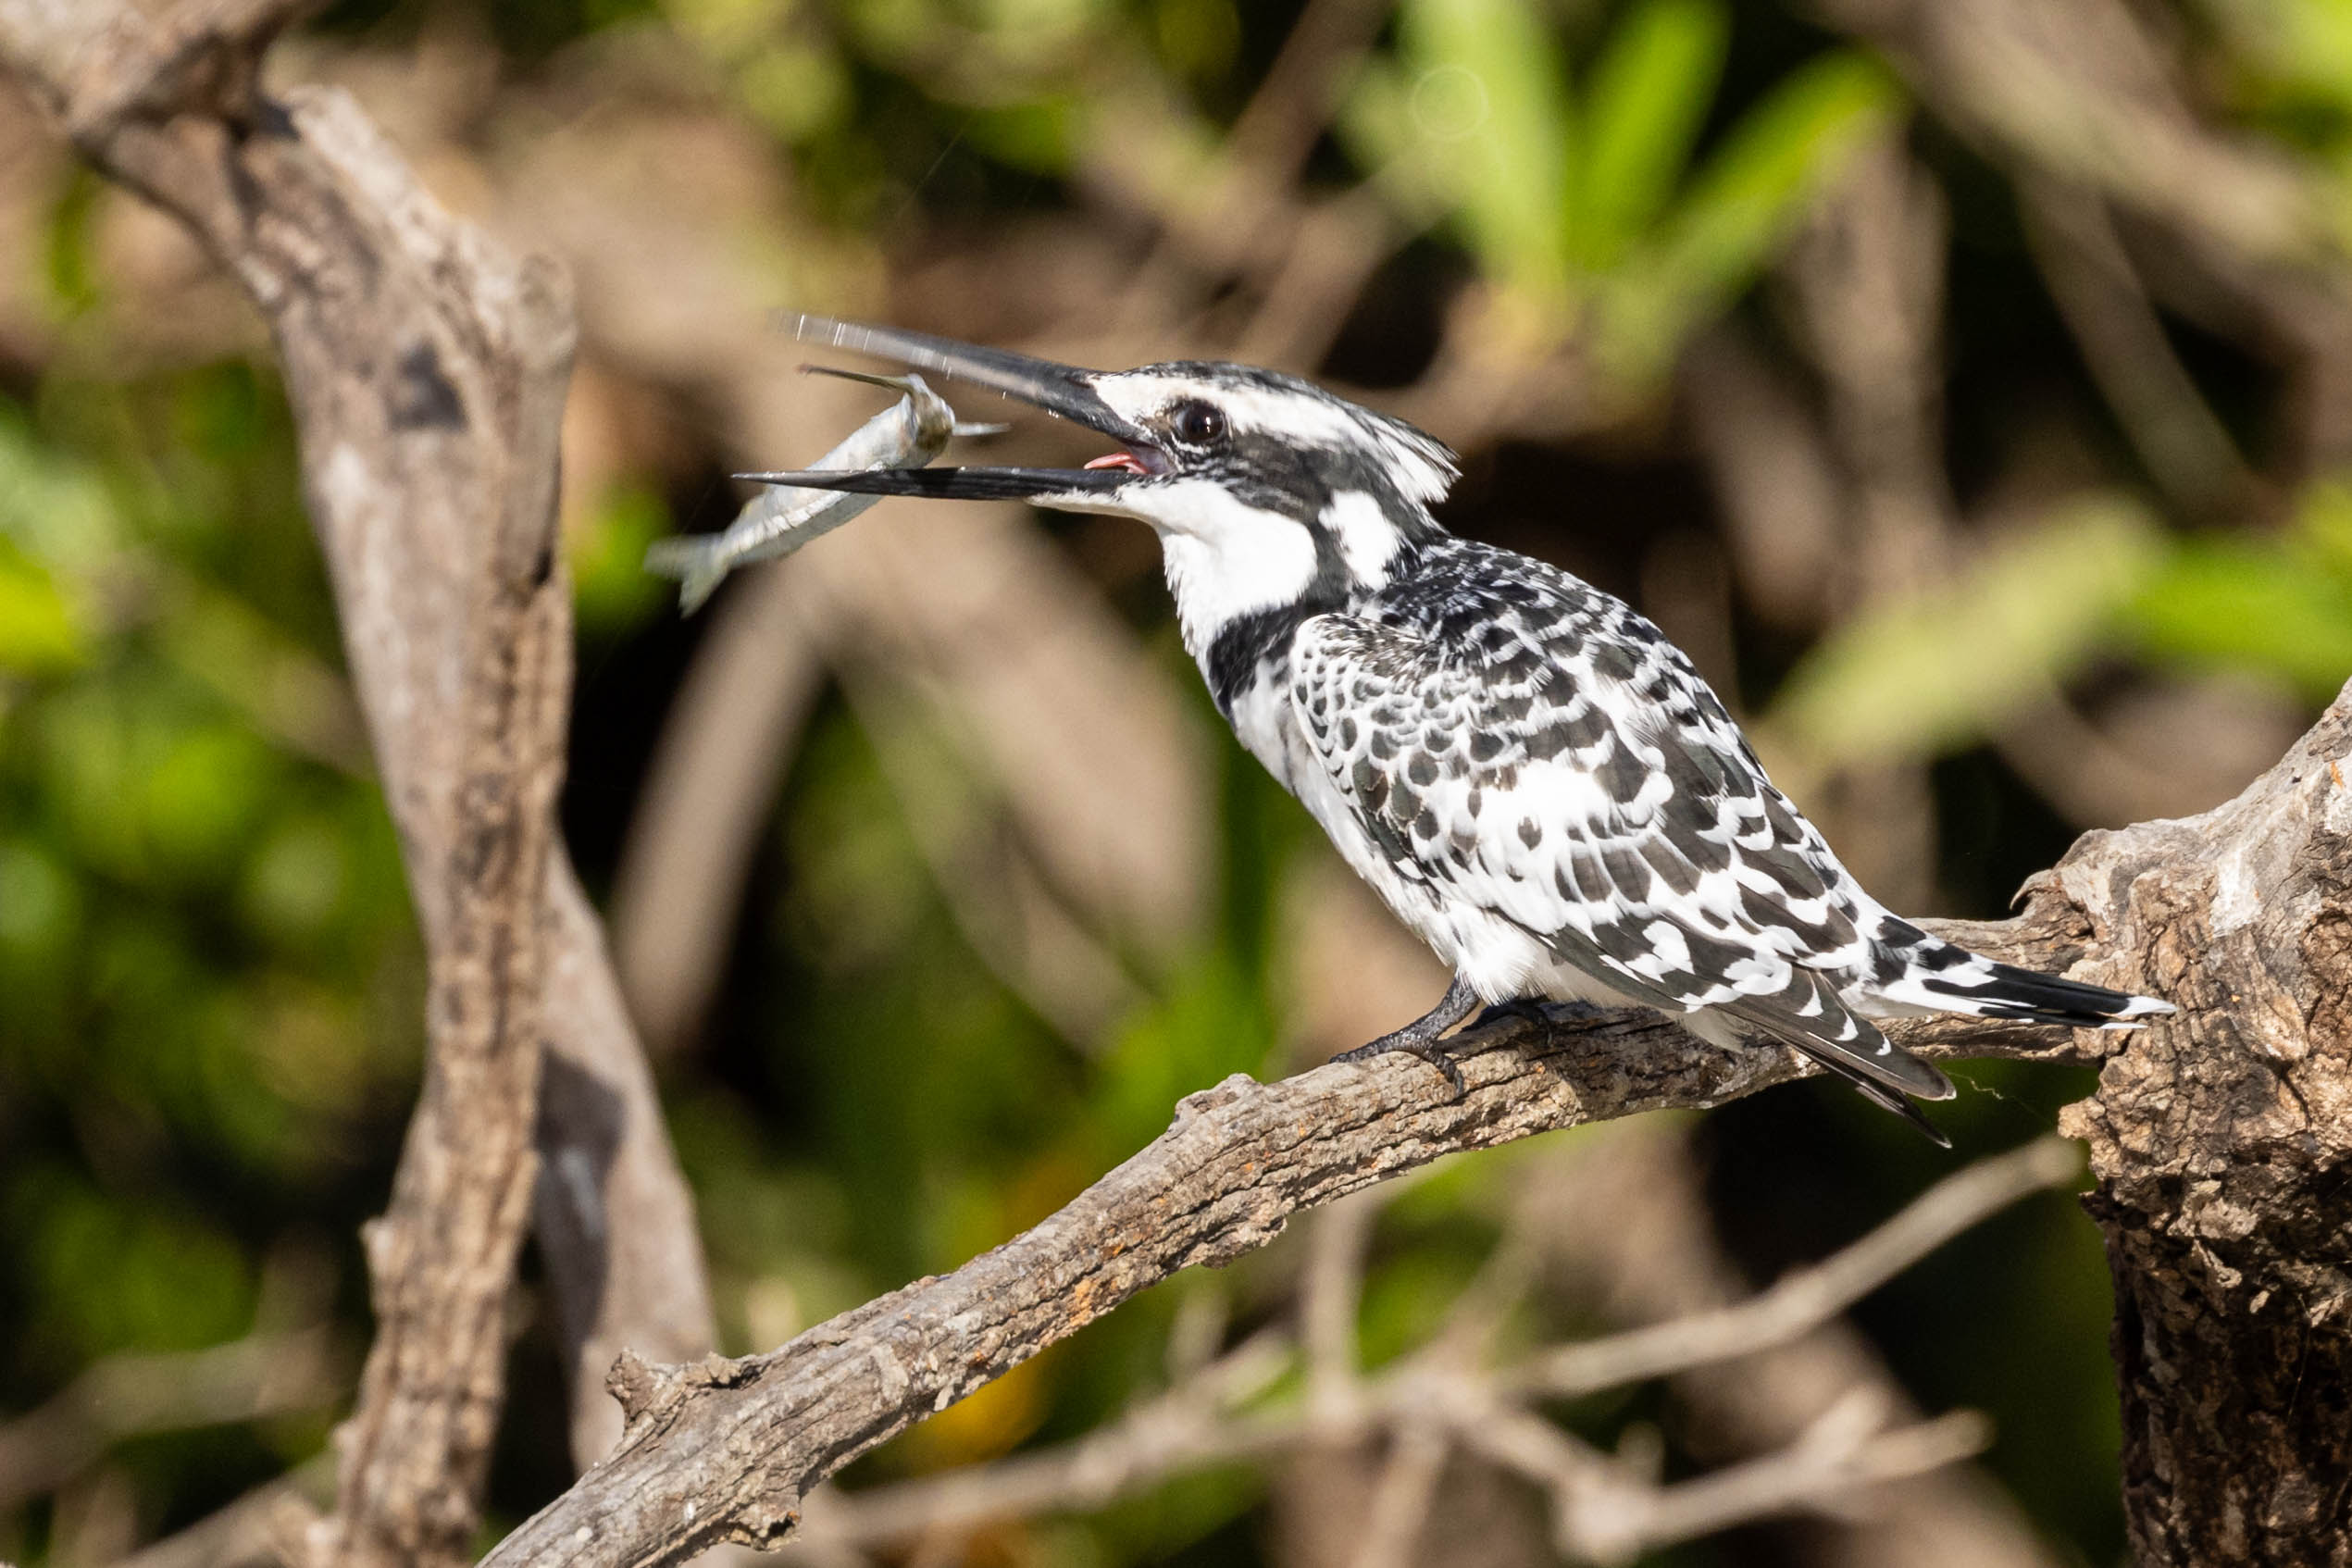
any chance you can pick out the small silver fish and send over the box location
[645,368,1001,613]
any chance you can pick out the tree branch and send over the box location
[0,0,720,1553]
[1510,1137,2081,1400]
[476,1014,1892,1564]
[777,1136,2070,1559]
[480,682,2346,1568]
[0,1327,344,1513]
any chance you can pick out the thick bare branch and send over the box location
[2057,728,2352,1565]
[475,1016,1915,1563]
[539,861,721,1466]
[482,680,2346,1568]
[778,1137,2068,1559]
[0,0,719,1551]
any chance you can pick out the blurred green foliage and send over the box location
[0,359,419,1555]
[2127,477,2352,697]
[1339,0,1898,386]
[3,0,2346,1564]
[1761,497,2168,771]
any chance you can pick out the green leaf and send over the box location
[2295,471,2352,576]
[2126,545,2352,700]
[734,45,853,144]
[1761,496,2167,770]
[1337,56,1454,229]
[1661,49,1898,290]
[1601,49,1898,377]
[0,404,122,577]
[2122,483,2352,701]
[143,723,279,876]
[1571,0,1729,271]
[965,97,1077,173]
[1393,0,1576,298]
[0,837,81,958]
[0,538,82,676]
[1092,950,1274,1157]
[570,483,669,635]
[1337,53,1417,172]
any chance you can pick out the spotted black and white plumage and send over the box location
[753,318,2176,1139]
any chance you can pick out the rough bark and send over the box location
[0,0,718,1554]
[2056,705,2352,1565]
[537,862,719,1468]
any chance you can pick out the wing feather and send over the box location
[1286,603,1947,1102]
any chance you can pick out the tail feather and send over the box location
[1867,919,2174,1029]
[1689,920,2173,1147]
[1920,961,2174,1029]
[1786,1045,1954,1149]
[1713,968,1955,1146]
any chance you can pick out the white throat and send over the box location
[1144,478,1322,663]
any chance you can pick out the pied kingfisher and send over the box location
[754,317,2173,1140]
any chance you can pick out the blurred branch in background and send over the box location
[1530,1122,2066,1568]
[1818,0,2340,271]
[2018,174,2259,523]
[1817,0,2352,477]
[774,1136,2072,1567]
[110,1462,332,1568]
[607,566,827,1055]
[1765,132,1952,913]
[0,1252,346,1517]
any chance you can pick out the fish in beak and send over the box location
[737,316,1171,505]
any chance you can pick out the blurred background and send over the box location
[4,0,2351,1562]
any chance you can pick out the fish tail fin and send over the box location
[643,537,727,615]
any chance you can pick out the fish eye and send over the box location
[1169,400,1227,447]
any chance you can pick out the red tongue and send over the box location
[1085,452,1149,474]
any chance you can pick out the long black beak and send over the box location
[755,315,1162,504]
[787,316,1146,438]
[732,465,1134,500]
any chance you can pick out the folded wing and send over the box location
[1286,607,1954,1113]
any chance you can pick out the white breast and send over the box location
[1246,621,1647,1010]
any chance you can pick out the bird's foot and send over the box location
[1330,976,1481,1100]
[1333,1029,1469,1100]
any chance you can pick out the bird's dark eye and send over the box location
[1170,401,1227,447]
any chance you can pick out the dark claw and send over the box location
[1330,975,1481,1101]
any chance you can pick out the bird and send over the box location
[745,315,2174,1142]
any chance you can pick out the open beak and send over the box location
[738,316,1166,504]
